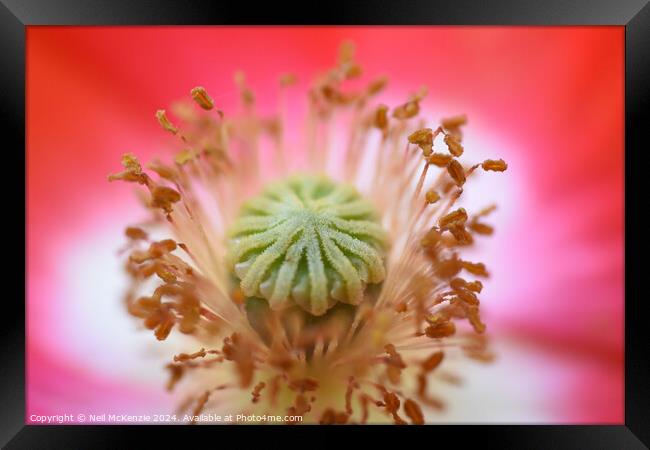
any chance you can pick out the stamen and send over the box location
[382,391,407,425]
[448,224,473,246]
[251,381,266,403]
[408,128,434,157]
[469,221,494,235]
[450,278,483,293]
[444,134,464,157]
[427,152,453,167]
[421,351,444,372]
[425,190,440,205]
[150,186,181,213]
[439,208,468,229]
[460,260,489,277]
[366,76,388,96]
[156,110,178,134]
[125,227,148,240]
[173,348,207,363]
[481,159,508,172]
[425,320,456,339]
[373,104,389,134]
[392,100,420,120]
[174,149,197,166]
[441,114,467,130]
[404,399,425,425]
[446,159,466,186]
[190,86,214,110]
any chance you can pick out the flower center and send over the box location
[227,174,387,316]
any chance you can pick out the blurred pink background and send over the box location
[26,26,624,423]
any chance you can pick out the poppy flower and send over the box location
[26,26,623,424]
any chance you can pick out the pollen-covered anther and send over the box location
[408,128,434,157]
[420,227,442,249]
[444,134,464,157]
[143,303,176,341]
[147,160,178,180]
[381,391,407,425]
[448,224,473,246]
[173,149,197,166]
[190,86,214,110]
[461,260,489,277]
[439,208,468,229]
[469,220,494,235]
[477,204,498,217]
[425,190,440,204]
[466,307,487,333]
[366,75,388,96]
[450,285,480,306]
[421,351,444,372]
[343,63,363,79]
[404,399,425,425]
[446,159,466,186]
[392,100,420,120]
[441,114,467,141]
[149,239,177,257]
[434,255,463,279]
[251,381,266,403]
[373,104,389,132]
[450,277,483,293]
[424,320,456,339]
[441,114,468,130]
[156,110,178,134]
[227,175,387,316]
[463,335,493,361]
[173,348,207,363]
[125,226,148,240]
[108,153,148,185]
[427,153,453,167]
[481,158,508,172]
[150,185,181,213]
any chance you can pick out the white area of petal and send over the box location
[426,337,558,423]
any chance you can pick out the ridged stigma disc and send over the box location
[227,175,387,316]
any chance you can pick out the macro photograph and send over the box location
[4,0,649,448]
[26,25,622,425]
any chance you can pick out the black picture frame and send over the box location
[3,0,648,448]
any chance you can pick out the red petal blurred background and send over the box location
[26,26,624,423]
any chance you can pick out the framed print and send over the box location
[3,0,649,447]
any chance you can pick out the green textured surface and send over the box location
[227,175,387,316]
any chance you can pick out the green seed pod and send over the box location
[227,175,387,316]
